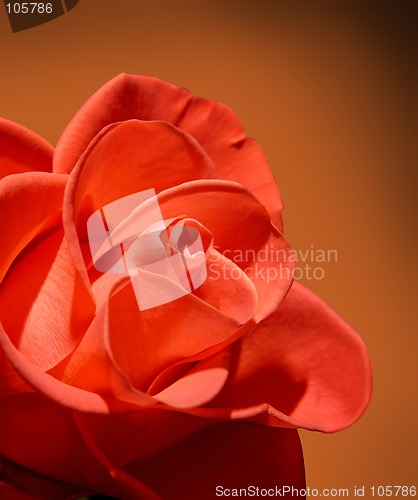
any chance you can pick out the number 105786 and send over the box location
[6,3,53,14]
[370,486,416,496]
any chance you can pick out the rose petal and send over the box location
[0,323,110,414]
[53,74,283,229]
[107,278,243,392]
[48,279,155,408]
[0,118,53,180]
[68,119,217,225]
[0,393,105,488]
[194,249,258,324]
[125,422,305,499]
[0,227,94,371]
[0,481,47,500]
[0,456,86,500]
[74,408,212,471]
[157,180,293,321]
[0,393,158,499]
[0,340,32,401]
[74,413,160,499]
[211,281,372,432]
[62,120,218,277]
[0,172,67,283]
[152,348,231,408]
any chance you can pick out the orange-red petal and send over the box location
[54,74,283,229]
[211,281,372,432]
[157,180,293,321]
[0,456,86,500]
[107,279,242,392]
[0,172,67,283]
[0,393,159,499]
[0,119,53,180]
[74,408,211,470]
[152,348,231,408]
[0,323,110,413]
[62,120,217,274]
[126,422,305,499]
[0,227,94,372]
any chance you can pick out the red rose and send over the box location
[0,75,371,499]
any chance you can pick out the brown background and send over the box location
[1,0,417,496]
[4,0,77,33]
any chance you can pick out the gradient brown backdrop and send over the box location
[1,0,417,496]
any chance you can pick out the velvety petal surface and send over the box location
[74,408,212,471]
[62,120,217,278]
[0,172,67,283]
[0,323,111,414]
[194,249,258,325]
[157,180,293,321]
[151,348,231,408]
[53,74,283,229]
[0,118,53,180]
[67,119,217,220]
[211,281,372,432]
[101,180,292,395]
[0,226,94,371]
[0,393,159,499]
[0,456,86,500]
[47,277,155,408]
[50,268,246,410]
[125,422,305,499]
[107,278,243,393]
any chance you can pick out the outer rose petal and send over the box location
[125,422,305,500]
[0,172,67,283]
[211,281,372,432]
[0,322,112,413]
[0,393,159,499]
[62,120,217,276]
[74,409,213,471]
[1,320,189,495]
[0,118,53,180]
[0,316,224,468]
[53,74,284,230]
[0,227,95,372]
[0,482,48,500]
[69,120,217,216]
[0,456,87,500]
